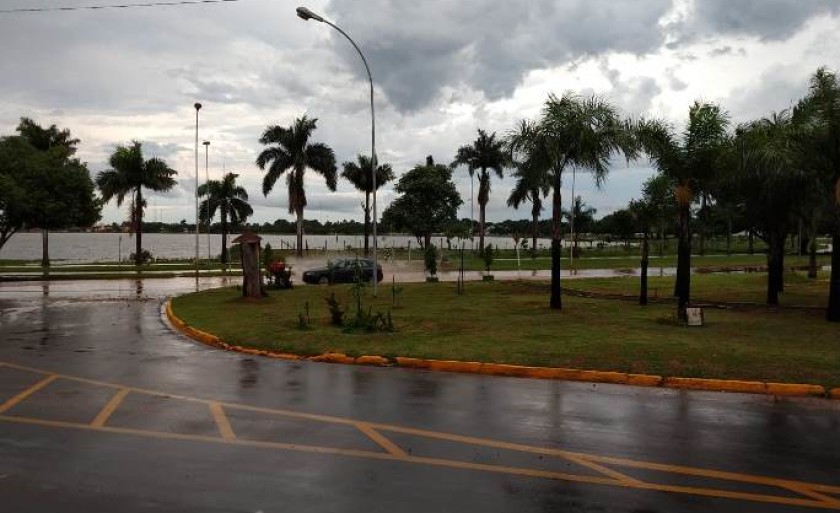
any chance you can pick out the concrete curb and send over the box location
[165,300,833,399]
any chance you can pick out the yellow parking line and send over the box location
[785,485,840,508]
[563,454,643,485]
[209,402,236,440]
[356,422,408,458]
[90,389,130,428]
[0,374,58,414]
[3,359,840,510]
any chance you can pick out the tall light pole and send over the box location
[296,6,379,296]
[194,102,202,279]
[203,140,211,262]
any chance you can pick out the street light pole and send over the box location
[203,140,211,262]
[194,102,202,280]
[296,6,379,296]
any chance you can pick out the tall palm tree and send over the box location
[199,172,253,264]
[508,93,636,310]
[452,129,509,253]
[507,152,550,254]
[96,141,177,266]
[726,112,813,305]
[341,155,394,256]
[16,118,80,267]
[256,116,337,257]
[563,196,597,257]
[638,102,729,320]
[795,67,840,321]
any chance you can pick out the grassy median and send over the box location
[171,275,840,387]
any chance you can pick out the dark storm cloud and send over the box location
[671,0,840,44]
[325,0,673,112]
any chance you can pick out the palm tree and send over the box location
[16,118,80,267]
[96,141,177,266]
[507,152,550,255]
[508,93,636,310]
[725,111,812,305]
[256,116,337,257]
[794,67,840,321]
[199,172,253,264]
[452,129,509,253]
[637,102,729,320]
[563,196,597,257]
[341,155,394,256]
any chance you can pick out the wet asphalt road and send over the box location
[1,280,839,513]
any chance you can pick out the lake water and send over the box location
[0,232,553,263]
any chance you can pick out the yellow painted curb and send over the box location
[355,355,389,366]
[664,377,766,394]
[166,300,830,398]
[766,383,826,397]
[309,352,356,364]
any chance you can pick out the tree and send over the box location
[256,115,337,257]
[96,141,177,266]
[638,102,729,320]
[640,173,677,256]
[563,196,596,256]
[794,67,840,321]
[507,151,550,255]
[15,118,90,267]
[381,156,462,248]
[0,137,40,251]
[452,129,509,252]
[199,172,253,264]
[508,93,636,310]
[0,134,100,259]
[341,155,394,256]
[725,111,812,305]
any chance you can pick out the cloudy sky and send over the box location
[1,0,839,226]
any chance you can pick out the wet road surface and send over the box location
[1,280,839,512]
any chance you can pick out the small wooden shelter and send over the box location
[231,231,264,298]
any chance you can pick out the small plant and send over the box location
[129,249,153,265]
[325,292,345,326]
[345,307,395,333]
[424,244,438,282]
[391,277,404,308]
[297,301,312,330]
[482,243,494,281]
[263,243,274,271]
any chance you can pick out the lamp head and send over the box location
[296,6,324,22]
[194,102,202,111]
[203,141,210,146]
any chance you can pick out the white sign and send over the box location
[686,307,704,327]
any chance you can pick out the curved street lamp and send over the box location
[296,6,380,295]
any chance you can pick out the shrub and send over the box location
[424,244,438,277]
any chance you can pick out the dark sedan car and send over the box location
[302,258,384,285]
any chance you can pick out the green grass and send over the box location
[568,271,831,307]
[172,279,840,388]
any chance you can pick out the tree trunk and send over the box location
[531,204,539,257]
[295,208,304,257]
[676,202,691,321]
[827,220,840,322]
[220,212,228,265]
[550,172,562,310]
[777,237,785,294]
[479,201,486,254]
[640,233,649,306]
[135,188,143,266]
[424,233,432,249]
[363,191,370,256]
[41,230,50,268]
[748,229,754,255]
[808,231,818,279]
[699,195,706,256]
[767,234,781,305]
[726,216,732,257]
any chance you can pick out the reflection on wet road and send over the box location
[1,285,839,512]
